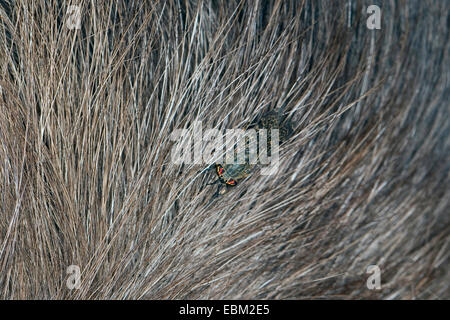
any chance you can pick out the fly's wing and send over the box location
[247,110,279,130]
[258,111,280,130]
[260,109,293,144]
[279,120,293,144]
[223,163,255,180]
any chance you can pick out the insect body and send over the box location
[207,110,292,197]
[206,162,256,196]
[215,162,254,185]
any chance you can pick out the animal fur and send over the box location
[0,0,448,299]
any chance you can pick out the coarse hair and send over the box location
[0,0,448,299]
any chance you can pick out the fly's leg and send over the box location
[197,163,224,190]
[205,185,221,207]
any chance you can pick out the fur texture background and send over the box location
[0,0,448,299]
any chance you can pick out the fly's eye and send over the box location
[226,179,237,186]
[216,165,225,176]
